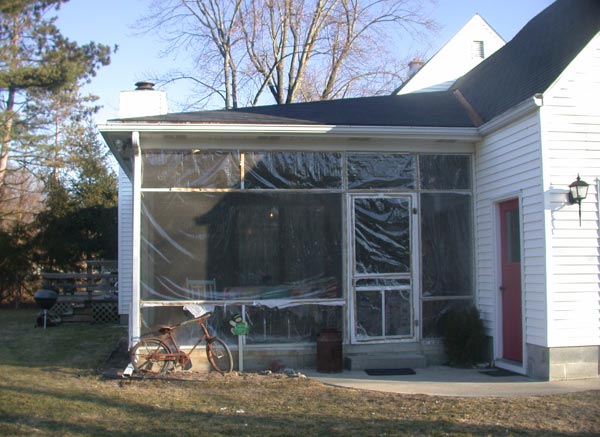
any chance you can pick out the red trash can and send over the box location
[316,328,343,373]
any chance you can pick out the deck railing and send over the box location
[40,261,119,323]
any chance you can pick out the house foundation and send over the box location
[527,344,600,381]
[186,341,446,373]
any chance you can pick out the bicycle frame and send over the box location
[131,311,233,374]
[157,317,214,368]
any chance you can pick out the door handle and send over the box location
[499,286,506,292]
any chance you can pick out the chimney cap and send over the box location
[135,81,155,91]
[408,57,425,77]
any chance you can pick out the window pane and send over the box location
[348,153,415,189]
[140,305,236,347]
[246,305,342,344]
[354,197,410,274]
[141,192,342,301]
[356,279,412,337]
[419,155,471,190]
[142,151,240,188]
[421,193,473,297]
[385,289,412,336]
[356,290,382,338]
[505,209,521,263]
[245,152,342,189]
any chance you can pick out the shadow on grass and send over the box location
[0,309,125,370]
[0,382,583,436]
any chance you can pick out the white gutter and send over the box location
[98,123,481,142]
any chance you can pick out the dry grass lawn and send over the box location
[1,309,599,436]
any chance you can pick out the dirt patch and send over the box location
[97,337,305,382]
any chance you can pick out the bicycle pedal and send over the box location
[183,359,193,370]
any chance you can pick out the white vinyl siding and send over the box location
[475,110,546,347]
[118,168,133,315]
[540,32,600,348]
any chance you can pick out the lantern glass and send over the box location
[569,176,589,204]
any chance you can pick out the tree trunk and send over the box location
[0,87,16,204]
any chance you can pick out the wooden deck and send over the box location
[42,261,119,324]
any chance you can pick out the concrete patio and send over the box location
[303,366,600,397]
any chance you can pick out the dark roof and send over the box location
[112,0,599,129]
[116,91,475,127]
[453,0,600,122]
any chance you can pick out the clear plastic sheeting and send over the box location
[421,193,473,297]
[135,150,476,345]
[355,278,412,338]
[141,305,237,347]
[140,305,211,346]
[141,192,342,301]
[140,304,342,346]
[356,290,382,337]
[244,152,342,189]
[419,154,471,190]
[142,151,240,188]
[353,197,410,274]
[348,153,415,189]
[246,305,342,344]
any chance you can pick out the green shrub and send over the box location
[441,304,485,367]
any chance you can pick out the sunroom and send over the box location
[100,91,481,369]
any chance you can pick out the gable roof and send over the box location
[396,14,505,95]
[452,0,600,123]
[107,0,600,130]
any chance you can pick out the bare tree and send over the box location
[0,165,43,229]
[140,0,437,109]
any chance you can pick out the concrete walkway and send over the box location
[302,366,600,397]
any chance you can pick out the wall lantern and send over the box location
[568,174,589,226]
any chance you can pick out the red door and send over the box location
[500,199,522,362]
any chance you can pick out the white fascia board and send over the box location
[478,95,543,136]
[98,122,481,142]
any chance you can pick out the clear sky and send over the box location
[55,0,555,123]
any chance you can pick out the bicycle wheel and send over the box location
[130,338,172,375]
[206,337,233,373]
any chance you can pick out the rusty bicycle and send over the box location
[129,311,233,375]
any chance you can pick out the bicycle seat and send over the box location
[157,325,175,334]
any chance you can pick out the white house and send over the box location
[396,14,505,95]
[100,0,600,380]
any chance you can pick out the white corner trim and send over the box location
[130,131,141,345]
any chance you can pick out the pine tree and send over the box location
[32,117,117,271]
[0,0,111,212]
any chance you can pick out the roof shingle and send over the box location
[115,91,475,128]
[453,0,600,122]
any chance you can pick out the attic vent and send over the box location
[472,40,485,59]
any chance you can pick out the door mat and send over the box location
[365,368,416,376]
[479,368,520,377]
